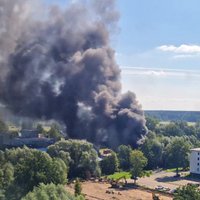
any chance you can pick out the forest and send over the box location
[1,115,200,199]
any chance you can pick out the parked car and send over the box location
[155,185,164,190]
[162,187,170,191]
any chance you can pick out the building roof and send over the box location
[191,148,200,152]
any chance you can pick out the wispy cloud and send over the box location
[173,54,198,59]
[120,66,200,78]
[157,44,200,54]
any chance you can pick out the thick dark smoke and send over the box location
[0,0,147,148]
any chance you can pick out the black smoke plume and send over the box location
[0,0,147,148]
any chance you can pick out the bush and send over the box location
[74,179,82,197]
[174,184,200,200]
[22,183,85,200]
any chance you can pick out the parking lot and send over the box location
[138,170,200,192]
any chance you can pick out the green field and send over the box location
[106,170,152,180]
[107,172,131,180]
[159,121,196,126]
[165,168,183,172]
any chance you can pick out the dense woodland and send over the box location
[145,110,200,122]
[0,115,200,199]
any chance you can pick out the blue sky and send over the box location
[115,0,200,111]
[45,0,200,111]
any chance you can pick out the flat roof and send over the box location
[191,148,200,151]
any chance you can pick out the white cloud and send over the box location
[120,66,200,111]
[120,66,200,78]
[157,44,200,54]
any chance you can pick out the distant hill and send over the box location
[145,110,200,122]
[1,106,200,123]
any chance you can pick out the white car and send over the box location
[162,187,170,191]
[155,185,164,190]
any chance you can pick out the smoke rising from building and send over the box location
[0,0,147,148]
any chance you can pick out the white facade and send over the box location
[190,148,200,174]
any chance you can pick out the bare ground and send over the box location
[66,181,173,200]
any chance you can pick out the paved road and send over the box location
[138,171,200,191]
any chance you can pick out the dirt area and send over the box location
[66,181,172,200]
[66,170,200,199]
[138,171,200,191]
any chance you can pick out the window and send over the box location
[198,163,199,166]
[197,168,199,172]
[198,158,200,161]
[198,152,200,155]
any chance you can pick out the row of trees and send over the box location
[0,140,98,200]
[146,116,200,137]
[0,147,69,199]
[0,139,151,199]
[100,146,147,183]
[100,136,190,179]
[140,132,191,174]
[0,116,199,199]
[22,183,84,200]
[47,140,148,184]
[142,116,200,173]
[36,123,64,141]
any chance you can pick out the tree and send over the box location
[140,134,163,169]
[49,158,68,185]
[117,145,132,170]
[195,122,200,139]
[22,183,85,200]
[47,126,62,141]
[47,140,100,178]
[100,151,119,175]
[130,150,147,184]
[175,121,196,136]
[0,119,8,133]
[74,179,82,197]
[145,116,159,132]
[165,137,190,176]
[36,124,45,134]
[0,163,14,189]
[4,147,68,195]
[174,185,200,200]
[0,162,14,199]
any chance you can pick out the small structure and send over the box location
[190,148,200,174]
[99,148,112,158]
[19,129,39,138]
[0,129,55,149]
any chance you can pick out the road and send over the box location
[138,170,200,191]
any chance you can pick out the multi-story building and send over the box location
[190,148,200,174]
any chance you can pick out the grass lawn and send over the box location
[106,170,152,180]
[107,171,131,180]
[165,168,183,172]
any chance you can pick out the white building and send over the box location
[190,148,200,174]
